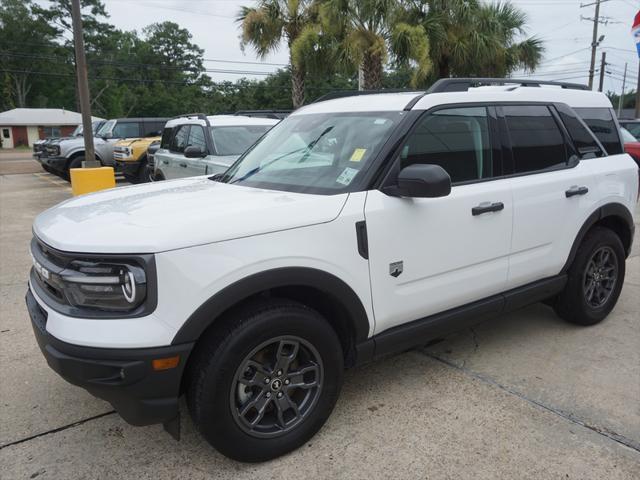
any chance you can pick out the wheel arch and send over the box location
[561,203,635,273]
[172,267,372,367]
[65,150,103,168]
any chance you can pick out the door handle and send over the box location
[179,162,187,168]
[565,186,588,198]
[472,202,504,216]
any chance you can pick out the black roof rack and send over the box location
[312,89,421,104]
[234,110,291,119]
[427,78,589,93]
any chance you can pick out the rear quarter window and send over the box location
[160,127,173,149]
[574,108,623,155]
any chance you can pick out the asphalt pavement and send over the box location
[0,163,638,479]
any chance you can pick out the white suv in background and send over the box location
[26,79,637,463]
[153,114,279,180]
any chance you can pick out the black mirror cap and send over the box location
[184,146,206,158]
[396,164,451,198]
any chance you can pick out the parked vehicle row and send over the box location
[35,112,284,183]
[26,78,637,462]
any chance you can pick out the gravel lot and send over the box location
[1,161,639,479]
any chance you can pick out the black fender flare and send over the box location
[561,203,635,273]
[171,267,372,346]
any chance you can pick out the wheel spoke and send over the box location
[274,393,300,428]
[274,339,299,374]
[240,391,271,426]
[238,360,271,387]
[287,364,320,390]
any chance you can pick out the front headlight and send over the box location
[61,261,147,311]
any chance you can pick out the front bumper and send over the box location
[26,288,194,427]
[115,160,141,179]
[39,155,67,173]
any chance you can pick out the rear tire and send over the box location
[554,227,625,326]
[186,299,343,462]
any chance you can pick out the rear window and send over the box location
[554,104,604,158]
[574,108,623,155]
[503,105,568,174]
[211,125,272,156]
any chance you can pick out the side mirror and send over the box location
[101,131,113,139]
[184,145,206,158]
[391,164,451,198]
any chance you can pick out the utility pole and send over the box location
[587,0,601,90]
[617,63,627,118]
[598,51,606,92]
[71,0,98,167]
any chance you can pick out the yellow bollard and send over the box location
[70,167,116,196]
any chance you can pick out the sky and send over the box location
[37,0,640,97]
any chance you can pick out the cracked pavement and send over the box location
[1,163,639,479]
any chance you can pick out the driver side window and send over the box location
[401,107,498,184]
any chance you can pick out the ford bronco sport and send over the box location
[26,78,637,462]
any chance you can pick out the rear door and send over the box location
[502,105,599,288]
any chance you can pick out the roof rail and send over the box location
[427,78,590,93]
[234,110,291,119]
[312,89,420,104]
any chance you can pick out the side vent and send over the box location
[355,221,369,260]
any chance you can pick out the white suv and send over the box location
[153,114,279,180]
[26,79,637,462]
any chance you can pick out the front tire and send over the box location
[186,300,344,462]
[64,155,85,182]
[554,227,625,326]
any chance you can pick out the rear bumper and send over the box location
[26,288,194,426]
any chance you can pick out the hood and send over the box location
[33,176,348,254]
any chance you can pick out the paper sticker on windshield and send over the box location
[350,148,366,162]
[336,167,358,186]
[374,118,388,125]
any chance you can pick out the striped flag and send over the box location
[633,11,640,58]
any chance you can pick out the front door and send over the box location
[365,105,513,335]
[183,125,208,177]
[12,126,28,147]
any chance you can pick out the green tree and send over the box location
[0,0,61,108]
[318,0,431,90]
[237,0,319,108]
[417,0,543,79]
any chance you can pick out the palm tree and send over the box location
[320,0,431,90]
[418,0,543,79]
[237,0,318,108]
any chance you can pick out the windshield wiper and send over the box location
[228,147,308,184]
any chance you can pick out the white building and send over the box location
[0,108,103,149]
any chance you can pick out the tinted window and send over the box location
[187,126,207,152]
[112,122,140,138]
[575,108,623,155]
[211,125,272,156]
[160,128,172,149]
[554,104,603,158]
[142,121,165,137]
[504,105,568,173]
[170,125,189,153]
[401,107,496,183]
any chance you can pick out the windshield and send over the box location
[96,119,115,137]
[211,125,273,156]
[71,125,82,137]
[221,112,402,194]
